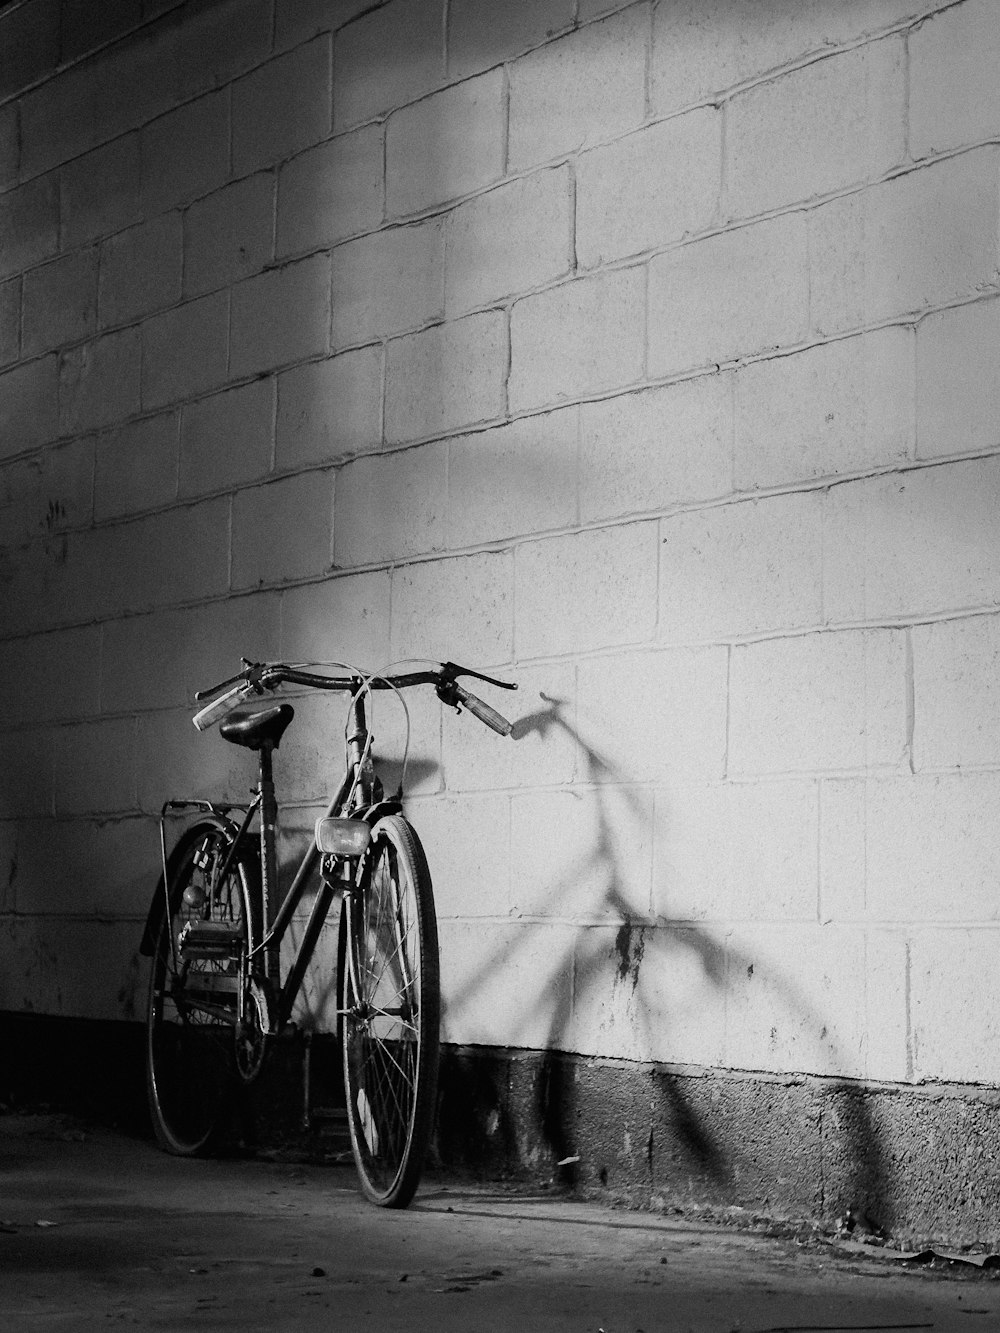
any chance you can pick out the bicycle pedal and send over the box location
[178,919,244,959]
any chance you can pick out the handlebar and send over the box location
[192,659,517,736]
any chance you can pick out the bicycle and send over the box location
[138,657,516,1208]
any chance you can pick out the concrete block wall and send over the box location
[2,0,1000,1109]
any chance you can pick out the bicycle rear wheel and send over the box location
[146,820,260,1156]
[340,814,440,1207]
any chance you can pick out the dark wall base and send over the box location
[4,1012,999,1247]
[435,1047,1000,1249]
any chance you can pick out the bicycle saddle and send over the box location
[219,703,295,751]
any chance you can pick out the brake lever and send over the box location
[441,661,518,691]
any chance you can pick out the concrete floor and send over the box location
[2,1114,999,1331]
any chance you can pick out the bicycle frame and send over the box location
[159,685,385,1037]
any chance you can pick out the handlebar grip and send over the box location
[192,683,251,732]
[456,685,512,736]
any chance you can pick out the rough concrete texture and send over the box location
[436,1048,1000,1250]
[4,1111,1000,1333]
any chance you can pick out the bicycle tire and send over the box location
[340,814,440,1207]
[146,818,261,1156]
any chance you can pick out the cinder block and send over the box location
[445,166,572,317]
[729,629,909,776]
[18,65,98,178]
[917,299,1000,461]
[651,0,926,115]
[384,310,506,444]
[723,923,877,1079]
[59,327,142,433]
[735,327,914,490]
[648,213,808,377]
[22,248,99,358]
[515,524,658,659]
[277,125,382,257]
[390,550,513,666]
[275,0,372,49]
[136,706,254,811]
[821,773,1000,926]
[333,0,444,129]
[0,917,149,1021]
[334,442,447,566]
[141,292,229,410]
[231,256,331,379]
[59,0,143,63]
[511,785,654,920]
[101,592,281,713]
[408,793,511,918]
[279,570,391,667]
[0,0,58,101]
[652,779,819,923]
[911,930,1000,1083]
[232,37,331,177]
[24,26,175,175]
[178,379,274,498]
[0,436,94,543]
[172,0,273,101]
[660,491,824,643]
[0,174,58,278]
[387,69,504,217]
[231,472,334,588]
[818,778,866,921]
[442,660,577,793]
[59,134,141,250]
[97,497,231,618]
[98,213,182,328]
[438,918,576,1049]
[726,38,905,219]
[140,90,230,218]
[809,150,1000,335]
[510,267,644,412]
[0,728,53,818]
[447,408,578,549]
[508,7,647,170]
[0,357,59,461]
[331,219,444,349]
[0,824,13,913]
[54,717,136,816]
[11,816,155,920]
[823,458,1000,623]
[0,624,101,726]
[570,921,730,1067]
[0,537,78,636]
[94,411,179,521]
[576,647,728,784]
[1,104,18,188]
[912,615,1000,769]
[910,0,1000,158]
[580,376,732,523]
[576,109,721,268]
[183,174,274,299]
[0,278,19,366]
[448,0,573,80]
[275,346,382,470]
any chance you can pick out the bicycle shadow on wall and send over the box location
[437,693,894,1232]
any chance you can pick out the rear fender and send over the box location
[139,815,241,956]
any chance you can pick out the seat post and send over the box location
[258,741,280,979]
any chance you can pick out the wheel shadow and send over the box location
[438,694,893,1232]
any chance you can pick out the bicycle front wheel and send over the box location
[340,814,440,1207]
[146,820,260,1156]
